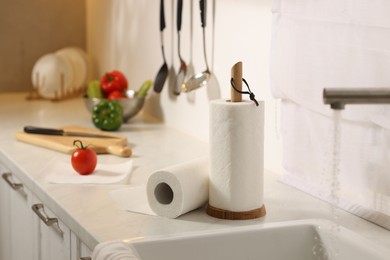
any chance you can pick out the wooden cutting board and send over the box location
[15,125,132,157]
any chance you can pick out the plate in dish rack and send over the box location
[31,53,74,99]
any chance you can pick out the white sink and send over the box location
[128,219,389,260]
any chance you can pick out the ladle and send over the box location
[173,0,187,95]
[153,0,169,93]
[182,0,210,92]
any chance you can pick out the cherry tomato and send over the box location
[71,140,97,175]
[100,70,128,95]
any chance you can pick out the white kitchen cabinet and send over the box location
[32,201,71,260]
[0,163,92,260]
[0,166,12,260]
[71,232,93,260]
[79,242,92,259]
[0,168,36,260]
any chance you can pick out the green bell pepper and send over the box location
[92,100,123,131]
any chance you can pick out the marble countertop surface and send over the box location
[0,92,389,252]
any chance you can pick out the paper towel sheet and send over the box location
[209,100,264,212]
[43,158,133,184]
[110,157,209,218]
[110,185,155,216]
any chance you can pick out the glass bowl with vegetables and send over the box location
[83,74,152,123]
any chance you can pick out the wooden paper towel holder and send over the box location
[206,61,266,220]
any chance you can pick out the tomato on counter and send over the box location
[71,140,97,175]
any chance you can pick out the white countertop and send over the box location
[0,92,389,252]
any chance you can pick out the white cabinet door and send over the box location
[32,201,71,260]
[70,232,93,260]
[1,164,83,260]
[0,167,12,260]
[9,178,37,260]
[1,170,37,260]
[79,242,93,260]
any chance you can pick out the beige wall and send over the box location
[0,0,86,92]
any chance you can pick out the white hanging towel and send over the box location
[271,0,390,229]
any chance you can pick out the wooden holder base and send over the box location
[207,204,266,220]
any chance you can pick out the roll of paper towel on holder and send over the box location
[208,99,266,220]
[146,157,209,218]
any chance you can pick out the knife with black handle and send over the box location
[24,126,120,139]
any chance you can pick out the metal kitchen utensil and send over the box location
[182,0,210,93]
[153,0,169,93]
[173,0,187,95]
[24,126,121,139]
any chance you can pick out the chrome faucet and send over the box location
[323,88,390,109]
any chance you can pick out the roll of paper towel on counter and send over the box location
[146,157,209,218]
[208,99,265,219]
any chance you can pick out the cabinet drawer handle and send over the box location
[32,203,63,236]
[2,172,23,190]
[79,257,91,260]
